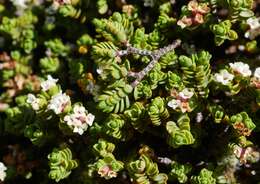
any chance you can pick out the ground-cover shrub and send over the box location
[0,0,260,183]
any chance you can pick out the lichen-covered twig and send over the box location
[116,39,182,87]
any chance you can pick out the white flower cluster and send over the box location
[48,92,71,114]
[214,69,234,85]
[214,63,260,88]
[26,75,95,135]
[64,105,95,135]
[167,88,194,113]
[27,75,59,111]
[0,162,7,182]
[233,145,260,165]
[245,17,260,39]
[229,62,252,77]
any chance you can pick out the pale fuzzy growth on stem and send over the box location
[117,39,181,87]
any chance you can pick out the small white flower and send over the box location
[214,69,234,85]
[229,62,252,77]
[48,92,70,114]
[41,75,58,91]
[27,94,40,110]
[96,68,103,75]
[244,31,250,39]
[63,105,95,135]
[10,0,28,8]
[0,162,7,181]
[179,88,194,100]
[86,113,95,126]
[247,17,260,30]
[254,67,260,80]
[196,112,203,123]
[167,99,181,110]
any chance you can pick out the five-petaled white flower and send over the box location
[0,162,7,182]
[229,62,252,77]
[254,67,260,80]
[64,105,95,135]
[41,75,58,91]
[27,94,40,110]
[48,92,70,114]
[214,69,234,85]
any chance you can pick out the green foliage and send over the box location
[102,114,131,140]
[24,123,46,146]
[92,41,118,64]
[229,112,256,136]
[44,39,70,57]
[179,51,212,98]
[97,80,133,113]
[97,0,108,14]
[148,97,169,126]
[92,139,115,157]
[165,72,184,91]
[124,102,146,132]
[4,105,35,135]
[210,20,238,46]
[166,114,195,148]
[93,14,128,44]
[134,80,153,100]
[48,147,78,182]
[190,168,216,184]
[128,154,168,184]
[92,139,124,180]
[94,154,124,180]
[39,57,60,74]
[59,4,86,22]
[0,11,37,53]
[169,162,192,183]
[208,104,225,123]
[224,0,254,19]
